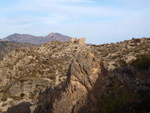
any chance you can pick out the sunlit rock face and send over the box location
[34,52,107,113]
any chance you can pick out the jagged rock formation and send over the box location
[34,52,107,113]
[1,33,71,45]
[0,37,150,113]
[0,41,91,112]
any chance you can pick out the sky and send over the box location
[0,0,150,44]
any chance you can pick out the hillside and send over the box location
[0,41,35,61]
[0,38,150,113]
[1,33,71,45]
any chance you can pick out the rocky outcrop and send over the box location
[0,41,91,112]
[34,52,107,113]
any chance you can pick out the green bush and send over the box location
[131,54,150,70]
[98,83,136,113]
[49,75,56,80]
[1,93,9,101]
[118,59,126,66]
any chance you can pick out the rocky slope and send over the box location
[1,33,71,45]
[0,37,150,113]
[0,41,35,61]
[34,52,150,113]
[34,52,107,113]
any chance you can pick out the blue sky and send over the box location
[0,0,150,44]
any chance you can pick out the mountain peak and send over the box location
[1,33,71,45]
[46,33,55,37]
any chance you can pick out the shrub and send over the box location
[20,93,25,98]
[9,101,14,106]
[132,90,150,113]
[133,39,141,43]
[98,83,136,113]
[49,75,56,80]
[1,93,9,101]
[131,54,150,70]
[118,59,126,66]
[75,46,78,49]
[12,96,20,100]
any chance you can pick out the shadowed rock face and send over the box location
[4,102,32,113]
[34,52,107,113]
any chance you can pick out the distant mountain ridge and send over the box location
[1,33,71,45]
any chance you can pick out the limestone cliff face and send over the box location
[34,52,107,113]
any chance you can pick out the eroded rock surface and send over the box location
[34,52,107,113]
[1,37,150,113]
